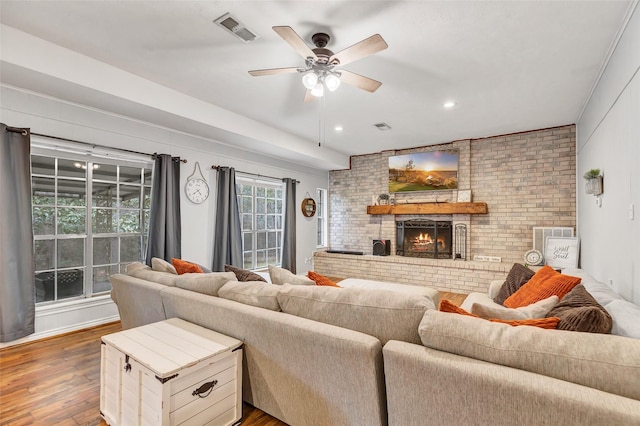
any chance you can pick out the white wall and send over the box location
[577,3,639,305]
[0,85,328,345]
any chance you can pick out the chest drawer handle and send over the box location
[192,380,218,398]
[124,355,131,373]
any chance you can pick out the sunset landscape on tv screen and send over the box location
[388,150,458,193]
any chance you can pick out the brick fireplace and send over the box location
[324,125,577,294]
[396,220,453,259]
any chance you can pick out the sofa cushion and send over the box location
[338,278,438,302]
[606,299,640,339]
[418,309,640,401]
[174,272,237,296]
[504,266,581,308]
[561,268,640,339]
[224,264,267,282]
[493,263,535,305]
[269,265,315,286]
[218,280,280,311]
[546,284,612,334]
[472,295,559,320]
[151,257,178,274]
[128,264,179,286]
[307,271,340,287]
[439,300,559,329]
[277,284,432,344]
[172,258,204,274]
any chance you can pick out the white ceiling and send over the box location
[0,1,633,170]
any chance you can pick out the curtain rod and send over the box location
[212,165,300,184]
[29,132,187,163]
[5,126,29,136]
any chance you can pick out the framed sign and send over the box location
[301,197,317,217]
[457,190,471,203]
[544,237,579,269]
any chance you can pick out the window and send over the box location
[316,188,327,247]
[32,145,152,304]
[236,177,284,270]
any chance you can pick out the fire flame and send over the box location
[411,233,446,247]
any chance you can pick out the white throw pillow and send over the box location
[151,257,178,274]
[268,265,315,286]
[472,295,559,320]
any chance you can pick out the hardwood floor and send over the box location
[439,291,467,307]
[0,322,285,426]
[0,291,466,425]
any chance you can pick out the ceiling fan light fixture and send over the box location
[302,72,318,89]
[311,82,324,97]
[325,73,341,92]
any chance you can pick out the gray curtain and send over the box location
[1,124,35,342]
[212,167,242,271]
[145,154,181,265]
[281,178,297,273]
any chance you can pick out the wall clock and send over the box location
[185,162,209,204]
[301,197,317,217]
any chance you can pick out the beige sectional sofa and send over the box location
[384,268,640,425]
[110,263,439,426]
[111,263,640,425]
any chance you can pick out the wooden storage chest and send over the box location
[100,318,243,426]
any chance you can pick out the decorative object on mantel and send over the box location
[457,190,472,203]
[524,249,544,266]
[544,237,580,269]
[301,193,317,217]
[367,201,488,215]
[583,169,603,196]
[454,224,467,260]
[378,193,390,205]
[184,161,209,204]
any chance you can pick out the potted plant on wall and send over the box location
[583,169,603,195]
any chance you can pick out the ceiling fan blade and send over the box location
[273,26,317,60]
[330,34,388,66]
[248,67,300,77]
[339,70,382,92]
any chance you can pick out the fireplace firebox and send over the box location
[396,220,453,259]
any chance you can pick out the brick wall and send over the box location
[314,252,512,294]
[321,125,576,293]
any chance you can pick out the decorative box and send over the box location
[100,318,243,426]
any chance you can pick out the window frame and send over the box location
[31,141,153,305]
[316,188,328,248]
[236,175,284,271]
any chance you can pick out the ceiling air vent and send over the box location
[374,122,392,131]
[214,13,259,43]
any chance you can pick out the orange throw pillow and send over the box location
[438,299,559,329]
[171,258,204,275]
[504,266,581,308]
[307,271,341,287]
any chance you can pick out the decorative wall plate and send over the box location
[524,249,543,266]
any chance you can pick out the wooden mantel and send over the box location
[367,202,488,215]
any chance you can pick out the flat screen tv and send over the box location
[388,150,459,193]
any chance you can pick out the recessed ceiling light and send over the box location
[335,125,343,132]
[443,101,456,109]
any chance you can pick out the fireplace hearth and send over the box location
[396,220,453,259]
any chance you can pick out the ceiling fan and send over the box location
[249,26,388,101]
